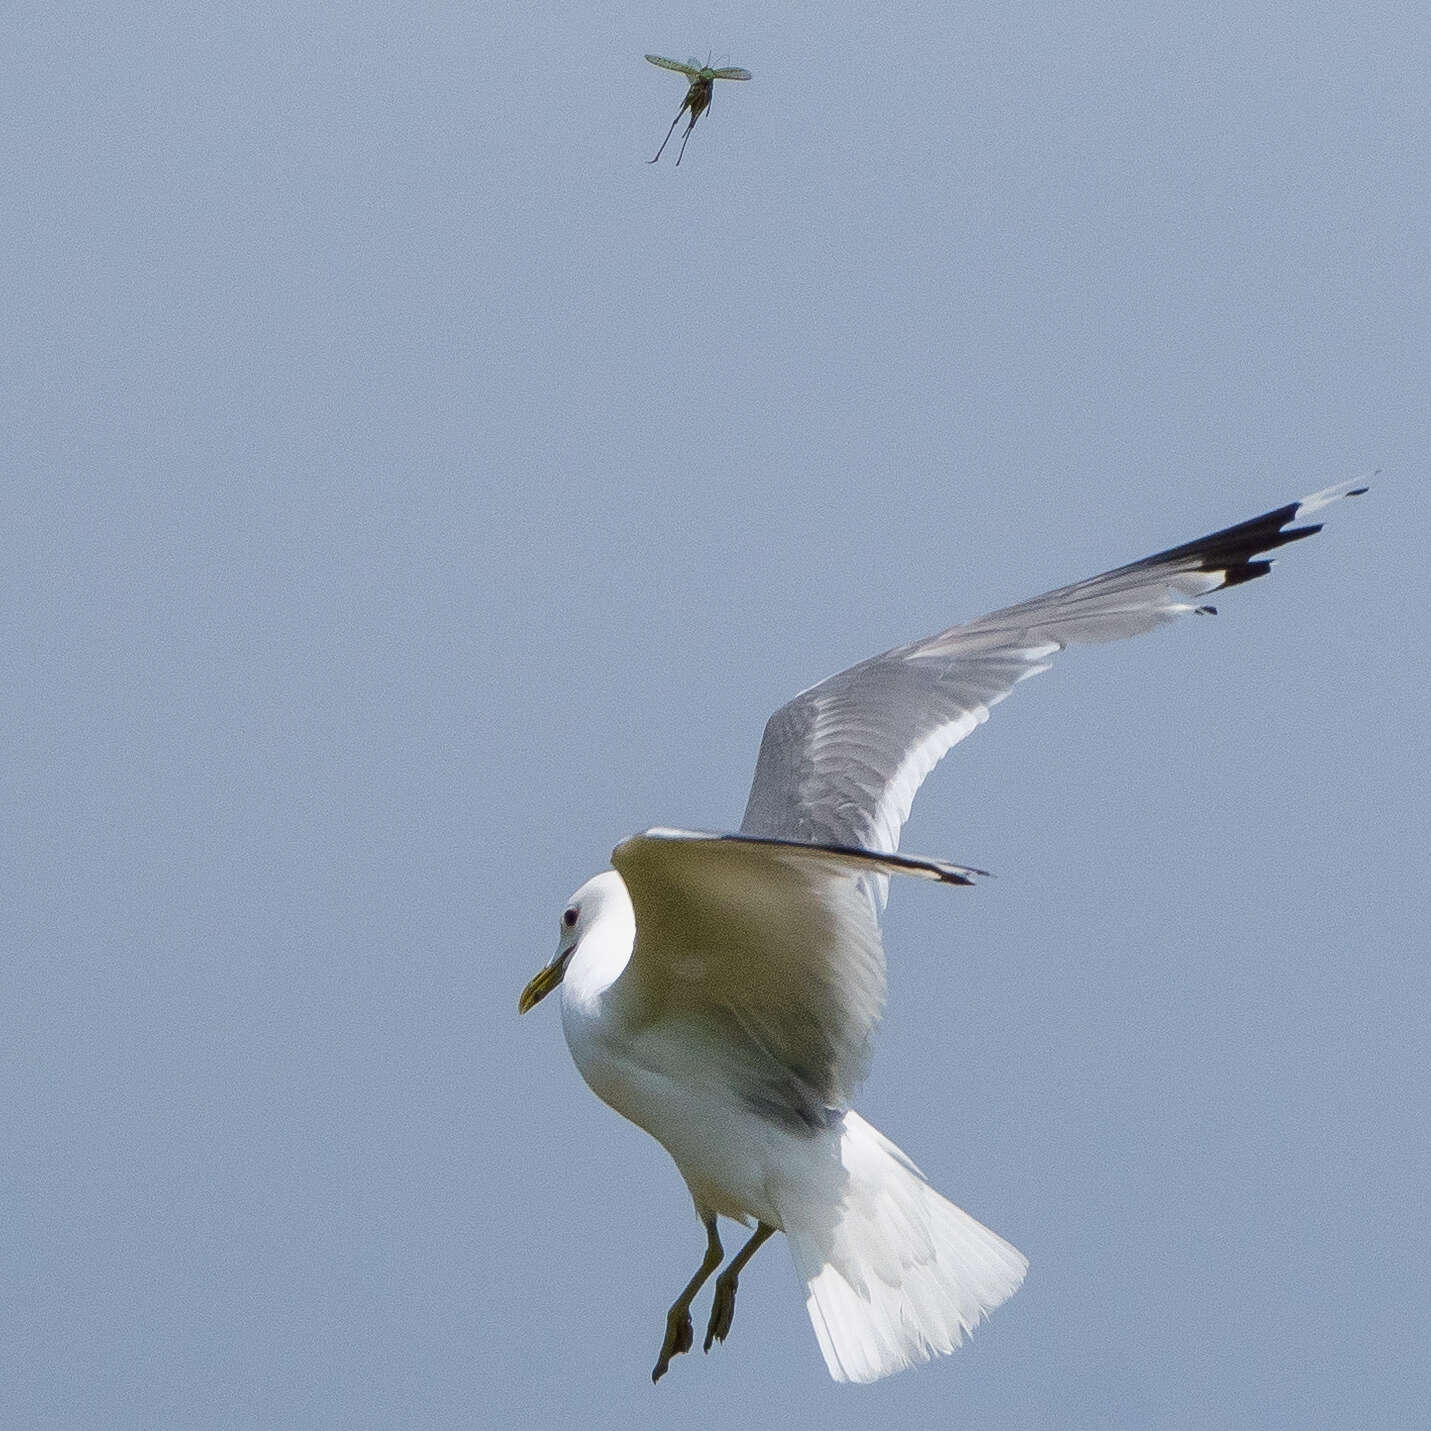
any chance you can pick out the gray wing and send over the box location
[740,480,1368,867]
[610,830,980,1118]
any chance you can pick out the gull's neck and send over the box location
[559,871,636,1018]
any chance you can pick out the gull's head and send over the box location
[518,870,633,1014]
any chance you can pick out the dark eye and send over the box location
[562,907,578,928]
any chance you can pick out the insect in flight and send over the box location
[645,54,752,165]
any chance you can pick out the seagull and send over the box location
[518,479,1366,1384]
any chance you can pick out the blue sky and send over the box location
[5,2,1428,1427]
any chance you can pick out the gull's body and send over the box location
[558,879,780,1226]
[520,480,1366,1384]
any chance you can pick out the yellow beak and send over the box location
[518,951,570,1014]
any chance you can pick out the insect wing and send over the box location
[645,54,698,76]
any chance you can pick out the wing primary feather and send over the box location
[633,827,987,884]
[713,833,986,885]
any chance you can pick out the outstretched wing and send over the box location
[611,830,979,1118]
[739,480,1368,871]
[645,54,699,76]
[711,67,752,81]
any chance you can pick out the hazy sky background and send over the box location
[5,2,1428,1427]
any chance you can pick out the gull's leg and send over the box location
[649,106,685,163]
[652,1217,723,1383]
[703,1222,776,1353]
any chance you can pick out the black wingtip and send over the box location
[1124,483,1360,594]
[1218,556,1279,589]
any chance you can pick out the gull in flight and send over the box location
[519,479,1366,1384]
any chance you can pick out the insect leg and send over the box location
[649,105,684,163]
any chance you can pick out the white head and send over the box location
[517,870,635,1014]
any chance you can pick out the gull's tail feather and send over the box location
[783,1112,1026,1384]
